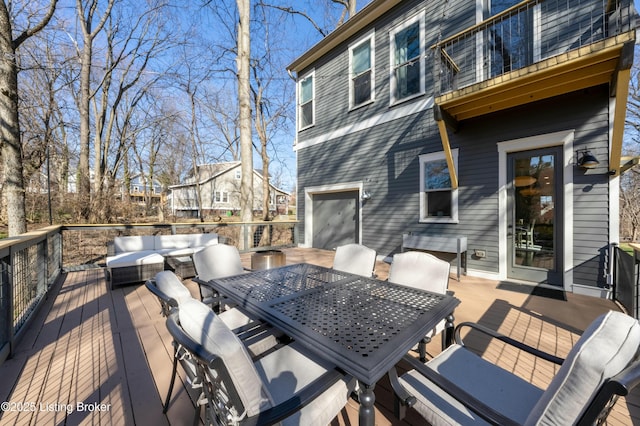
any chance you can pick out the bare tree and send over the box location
[333,0,357,26]
[622,45,640,241]
[237,0,253,223]
[75,0,115,219]
[0,0,57,235]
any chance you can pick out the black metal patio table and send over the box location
[207,263,460,426]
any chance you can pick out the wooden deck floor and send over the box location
[0,247,638,425]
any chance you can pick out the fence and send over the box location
[0,227,62,365]
[0,221,298,365]
[614,244,640,319]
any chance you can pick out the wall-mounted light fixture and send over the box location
[576,149,600,169]
[361,190,371,201]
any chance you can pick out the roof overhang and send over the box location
[286,0,400,75]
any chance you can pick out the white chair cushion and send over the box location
[178,299,273,416]
[333,244,376,277]
[113,235,155,253]
[400,344,543,426]
[389,251,451,338]
[255,341,354,426]
[192,244,244,280]
[154,271,192,305]
[389,251,450,294]
[525,311,640,425]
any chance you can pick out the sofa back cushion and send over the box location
[114,236,155,253]
[190,233,218,247]
[155,234,193,250]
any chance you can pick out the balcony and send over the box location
[0,227,638,424]
[433,0,636,122]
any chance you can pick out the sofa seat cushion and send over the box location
[154,234,193,250]
[155,247,196,257]
[106,251,165,268]
[255,341,355,426]
[399,344,543,426]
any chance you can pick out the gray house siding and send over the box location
[298,84,611,287]
[294,0,620,292]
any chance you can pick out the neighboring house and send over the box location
[127,173,163,205]
[169,161,290,218]
[287,0,638,297]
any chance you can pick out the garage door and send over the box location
[312,191,359,250]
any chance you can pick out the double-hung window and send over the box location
[349,32,374,108]
[298,71,315,130]
[419,150,458,223]
[390,12,425,104]
[214,191,228,203]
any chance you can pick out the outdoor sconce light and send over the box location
[361,191,371,201]
[576,149,600,169]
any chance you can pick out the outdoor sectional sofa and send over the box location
[106,233,219,289]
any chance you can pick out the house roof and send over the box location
[287,0,401,75]
[169,161,289,194]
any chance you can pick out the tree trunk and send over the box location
[77,32,92,217]
[237,0,253,223]
[0,3,26,236]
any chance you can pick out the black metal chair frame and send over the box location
[165,310,347,426]
[389,321,640,426]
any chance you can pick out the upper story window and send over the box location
[349,32,375,109]
[390,12,425,104]
[419,149,459,223]
[298,71,315,130]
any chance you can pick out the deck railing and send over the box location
[433,0,637,95]
[0,226,63,365]
[0,221,298,365]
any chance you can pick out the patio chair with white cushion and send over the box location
[390,310,640,426]
[192,243,247,311]
[388,251,452,361]
[333,243,377,277]
[167,298,356,426]
[145,271,279,417]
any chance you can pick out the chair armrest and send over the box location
[240,370,351,426]
[145,279,178,314]
[455,322,564,365]
[402,354,522,426]
[578,357,640,424]
[388,367,417,407]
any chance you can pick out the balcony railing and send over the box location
[433,0,637,96]
[0,221,299,366]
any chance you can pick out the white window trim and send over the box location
[298,69,315,131]
[389,11,425,106]
[349,30,375,110]
[214,190,229,204]
[419,149,459,223]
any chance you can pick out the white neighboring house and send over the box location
[169,161,290,218]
